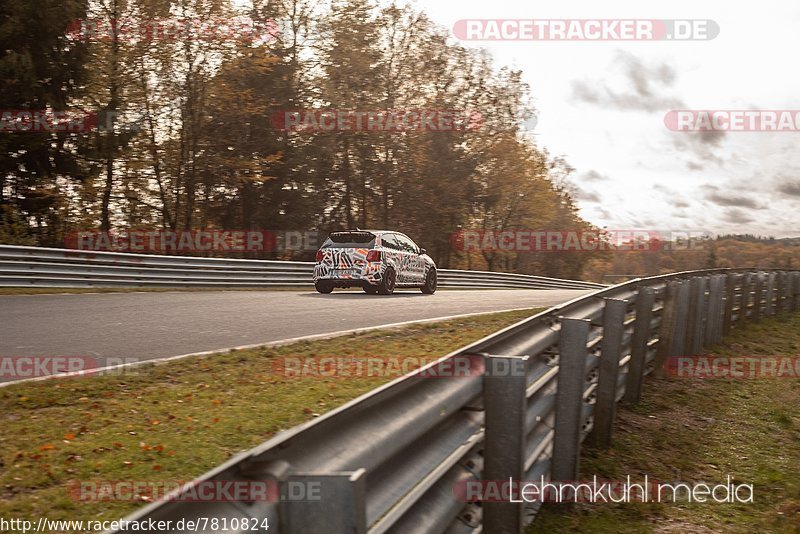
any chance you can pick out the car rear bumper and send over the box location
[313,264,383,285]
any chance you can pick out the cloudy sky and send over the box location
[415,0,800,237]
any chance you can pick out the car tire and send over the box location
[421,268,437,294]
[315,281,334,294]
[363,285,378,294]
[378,268,396,295]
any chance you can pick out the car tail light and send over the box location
[316,249,323,262]
[366,250,382,262]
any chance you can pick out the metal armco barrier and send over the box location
[0,245,604,290]
[100,267,800,534]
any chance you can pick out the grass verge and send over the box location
[530,312,800,533]
[0,307,541,526]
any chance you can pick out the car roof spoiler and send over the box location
[328,230,377,243]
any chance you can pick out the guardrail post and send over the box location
[706,274,724,346]
[282,470,367,533]
[483,354,530,534]
[697,276,710,352]
[723,273,736,335]
[624,287,656,404]
[752,273,764,321]
[684,277,705,356]
[781,272,792,313]
[652,281,681,378]
[672,281,691,359]
[785,272,792,313]
[765,272,776,316]
[706,276,716,345]
[772,272,778,314]
[740,272,752,323]
[552,318,591,484]
[589,299,627,449]
[793,272,800,312]
[783,271,791,313]
[717,274,727,342]
[684,278,698,354]
[705,275,722,346]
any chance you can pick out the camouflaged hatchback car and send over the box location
[313,230,437,295]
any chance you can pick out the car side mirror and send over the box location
[419,248,426,255]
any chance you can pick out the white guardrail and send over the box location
[95,267,798,533]
[0,245,606,290]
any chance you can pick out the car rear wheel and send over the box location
[378,268,396,295]
[421,268,437,294]
[315,281,334,294]
[363,285,378,294]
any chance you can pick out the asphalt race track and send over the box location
[0,288,593,383]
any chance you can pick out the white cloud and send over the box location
[416,0,800,237]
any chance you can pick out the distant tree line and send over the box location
[583,236,800,282]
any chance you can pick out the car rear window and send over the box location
[322,232,376,249]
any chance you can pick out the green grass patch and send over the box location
[0,308,541,527]
[530,312,800,533]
